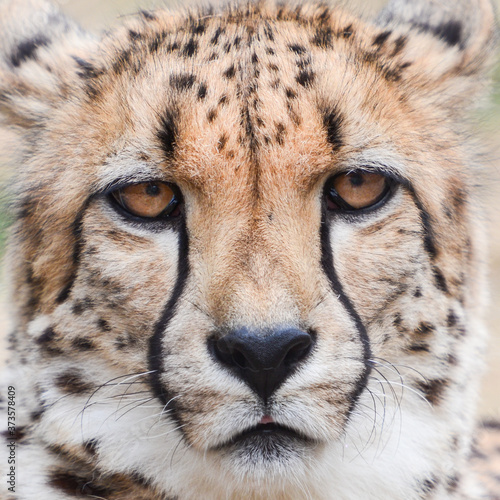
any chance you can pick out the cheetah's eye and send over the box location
[110,182,182,219]
[325,171,391,211]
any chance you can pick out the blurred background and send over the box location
[0,0,499,419]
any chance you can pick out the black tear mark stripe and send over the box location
[148,220,190,435]
[320,213,372,415]
[56,199,92,304]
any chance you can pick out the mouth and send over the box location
[216,422,317,450]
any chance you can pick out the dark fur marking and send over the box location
[266,47,275,55]
[268,63,279,72]
[55,205,89,304]
[341,24,354,38]
[275,122,286,146]
[218,95,228,106]
[264,24,275,42]
[296,69,315,87]
[446,310,457,327]
[320,212,372,417]
[170,73,196,91]
[83,439,99,456]
[217,133,228,151]
[71,338,95,350]
[223,64,236,79]
[446,474,460,492]
[433,267,449,293]
[251,52,259,64]
[128,30,142,41]
[312,27,333,49]
[73,56,102,79]
[414,288,422,298]
[140,10,156,20]
[211,27,223,45]
[207,108,218,122]
[72,297,94,316]
[417,20,463,47]
[285,88,297,99]
[373,31,391,47]
[2,425,25,441]
[322,106,344,151]
[415,322,435,336]
[190,21,206,35]
[157,108,179,156]
[288,44,307,55]
[198,83,208,100]
[11,35,50,67]
[36,327,56,345]
[407,342,430,353]
[422,477,438,493]
[182,38,198,57]
[49,471,110,498]
[55,371,93,394]
[418,379,448,405]
[148,222,190,438]
[97,318,111,332]
[392,36,407,56]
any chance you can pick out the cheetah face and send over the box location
[1,0,496,495]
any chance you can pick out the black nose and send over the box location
[210,327,314,402]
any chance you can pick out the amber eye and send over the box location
[325,171,390,211]
[111,182,181,219]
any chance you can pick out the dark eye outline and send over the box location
[324,169,397,215]
[107,181,184,224]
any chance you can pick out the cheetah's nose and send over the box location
[211,327,314,402]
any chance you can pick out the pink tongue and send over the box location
[259,415,275,425]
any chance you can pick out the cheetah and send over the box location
[0,0,499,498]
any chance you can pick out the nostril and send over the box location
[284,337,312,367]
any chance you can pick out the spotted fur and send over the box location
[0,0,499,498]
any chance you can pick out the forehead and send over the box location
[81,4,421,192]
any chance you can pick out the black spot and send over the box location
[30,408,45,421]
[170,73,196,90]
[72,298,94,316]
[422,477,438,493]
[433,267,449,293]
[97,318,111,332]
[413,288,422,298]
[208,52,218,61]
[157,108,178,156]
[182,38,198,57]
[36,327,56,345]
[55,371,93,394]
[288,44,307,55]
[275,122,286,146]
[2,425,25,441]
[11,35,50,67]
[392,36,407,56]
[207,108,218,122]
[482,419,500,430]
[446,310,457,327]
[312,27,333,49]
[72,56,101,79]
[285,88,297,100]
[128,30,142,41]
[407,342,430,353]
[418,379,448,405]
[111,49,132,75]
[223,64,236,79]
[211,27,223,45]
[341,24,354,38]
[373,31,391,47]
[322,106,343,151]
[190,21,205,35]
[296,69,315,87]
[430,20,463,47]
[264,24,274,41]
[266,47,275,55]
[71,338,94,350]
[414,322,435,335]
[140,10,156,20]
[217,133,228,151]
[251,52,259,64]
[198,83,207,100]
[268,63,279,72]
[224,41,232,53]
[49,471,110,498]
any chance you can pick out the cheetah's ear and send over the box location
[0,0,95,128]
[377,0,498,109]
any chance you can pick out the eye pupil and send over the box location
[348,174,364,187]
[146,183,161,196]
